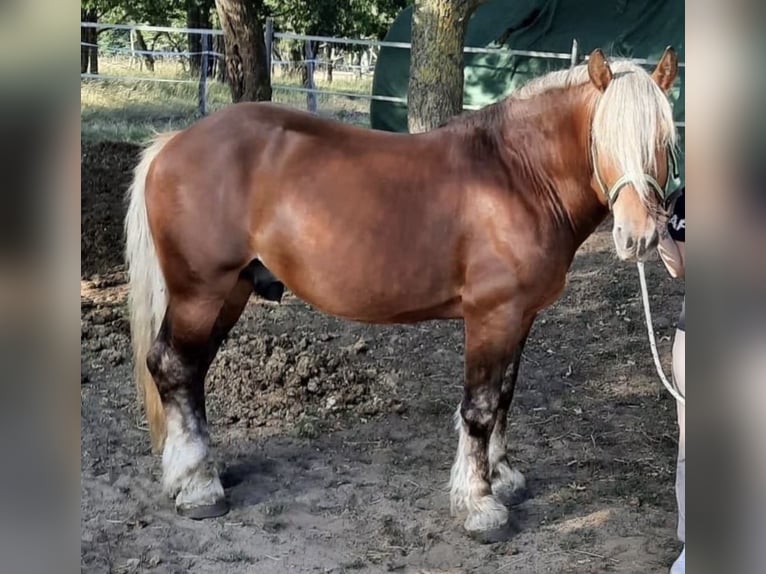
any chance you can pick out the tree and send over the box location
[186,0,215,75]
[265,0,409,82]
[81,0,124,73]
[81,0,407,90]
[264,0,409,39]
[81,0,186,73]
[81,6,99,73]
[133,30,156,72]
[407,0,485,133]
[215,0,272,102]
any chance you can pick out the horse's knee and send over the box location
[460,388,500,437]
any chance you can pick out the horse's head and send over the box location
[587,48,681,261]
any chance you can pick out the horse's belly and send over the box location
[256,252,459,323]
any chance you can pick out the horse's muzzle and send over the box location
[613,226,659,261]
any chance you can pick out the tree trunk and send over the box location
[134,30,155,72]
[325,44,333,84]
[214,34,227,82]
[214,0,271,103]
[89,26,99,74]
[301,42,317,88]
[188,3,203,74]
[354,50,362,79]
[81,37,89,73]
[187,1,213,75]
[81,9,99,74]
[81,10,89,73]
[407,0,484,133]
[288,43,303,79]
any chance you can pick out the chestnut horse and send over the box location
[125,48,679,541]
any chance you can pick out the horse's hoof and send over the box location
[466,520,515,544]
[463,494,514,543]
[176,498,229,520]
[493,483,530,507]
[491,464,528,507]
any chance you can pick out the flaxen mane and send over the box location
[438,61,677,202]
[513,60,678,202]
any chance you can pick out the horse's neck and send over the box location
[499,87,609,254]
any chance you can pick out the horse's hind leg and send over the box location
[489,332,530,506]
[147,276,252,518]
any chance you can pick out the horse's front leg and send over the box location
[450,305,530,542]
[489,332,530,505]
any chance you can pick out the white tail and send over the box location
[125,131,178,453]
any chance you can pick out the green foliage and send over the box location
[82,0,208,26]
[265,0,410,38]
[82,0,411,39]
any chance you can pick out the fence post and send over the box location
[570,38,579,68]
[264,17,273,83]
[305,40,317,113]
[198,33,211,115]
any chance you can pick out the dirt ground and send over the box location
[81,141,685,574]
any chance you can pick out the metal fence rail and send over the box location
[80,22,686,67]
[80,21,685,124]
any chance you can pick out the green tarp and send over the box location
[370,0,685,179]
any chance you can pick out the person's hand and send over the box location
[655,209,684,278]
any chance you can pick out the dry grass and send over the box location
[81,56,374,143]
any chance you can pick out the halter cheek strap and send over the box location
[593,145,680,210]
[602,174,666,209]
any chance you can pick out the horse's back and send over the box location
[183,101,407,152]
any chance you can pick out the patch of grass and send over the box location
[82,56,374,144]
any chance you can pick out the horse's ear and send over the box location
[652,46,678,93]
[587,49,612,92]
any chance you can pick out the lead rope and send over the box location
[636,261,686,405]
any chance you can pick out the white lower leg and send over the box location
[488,418,525,500]
[449,408,473,515]
[449,407,508,532]
[162,402,224,509]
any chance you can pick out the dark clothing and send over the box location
[668,188,685,331]
[668,188,685,243]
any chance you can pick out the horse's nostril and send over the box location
[625,236,635,250]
